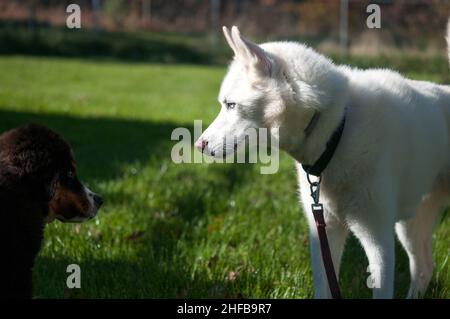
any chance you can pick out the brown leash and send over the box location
[302,112,346,298]
[307,174,342,299]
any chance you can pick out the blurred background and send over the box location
[2,0,450,62]
[0,0,448,299]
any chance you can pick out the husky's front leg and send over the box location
[349,216,396,299]
[308,212,348,299]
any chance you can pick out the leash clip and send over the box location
[307,173,322,204]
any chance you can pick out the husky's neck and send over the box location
[272,45,349,167]
[291,99,347,167]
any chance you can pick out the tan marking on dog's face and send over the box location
[48,183,91,223]
[47,164,102,223]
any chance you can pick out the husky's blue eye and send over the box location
[226,102,236,109]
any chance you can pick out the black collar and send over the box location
[302,115,346,177]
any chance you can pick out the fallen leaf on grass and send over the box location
[126,231,145,242]
[226,271,239,282]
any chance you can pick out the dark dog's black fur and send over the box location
[0,124,102,298]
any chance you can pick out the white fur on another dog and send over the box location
[196,25,450,298]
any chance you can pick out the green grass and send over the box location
[0,55,448,299]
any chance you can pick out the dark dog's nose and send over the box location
[93,194,103,208]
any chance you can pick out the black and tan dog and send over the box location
[0,124,103,298]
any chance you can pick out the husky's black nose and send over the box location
[93,194,103,208]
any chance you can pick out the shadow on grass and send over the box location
[33,255,237,298]
[1,109,255,298]
[0,107,254,197]
[0,108,185,180]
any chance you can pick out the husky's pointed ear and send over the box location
[230,26,272,77]
[223,26,239,57]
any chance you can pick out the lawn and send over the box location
[0,55,448,299]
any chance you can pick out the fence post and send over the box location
[27,0,36,32]
[339,0,349,55]
[210,0,220,54]
[141,0,151,26]
[92,0,101,33]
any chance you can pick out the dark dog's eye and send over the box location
[67,170,75,179]
[226,102,236,110]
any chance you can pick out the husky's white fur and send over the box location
[195,26,450,298]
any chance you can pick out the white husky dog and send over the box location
[195,25,450,299]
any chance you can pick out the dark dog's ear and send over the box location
[0,158,23,190]
[1,154,57,202]
[45,172,59,201]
